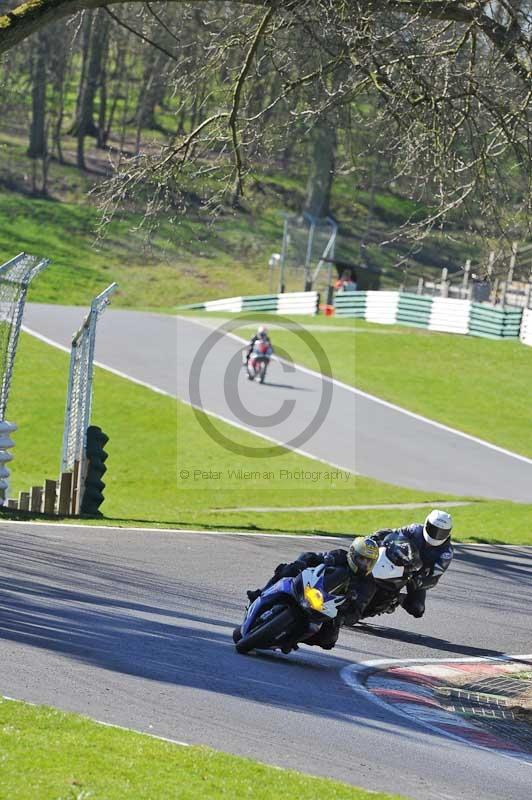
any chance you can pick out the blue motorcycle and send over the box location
[233,564,347,655]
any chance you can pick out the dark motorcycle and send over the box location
[356,536,422,620]
[233,563,348,655]
[244,341,272,383]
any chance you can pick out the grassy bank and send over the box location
[7,332,532,544]
[0,128,482,310]
[0,697,402,800]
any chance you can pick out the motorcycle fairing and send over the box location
[373,548,406,582]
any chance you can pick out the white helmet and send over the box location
[423,509,452,546]
[257,325,267,337]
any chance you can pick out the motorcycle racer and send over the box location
[245,325,273,365]
[244,537,379,650]
[370,509,453,618]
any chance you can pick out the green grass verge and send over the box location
[7,332,532,544]
[200,313,532,460]
[9,333,455,523]
[0,697,402,800]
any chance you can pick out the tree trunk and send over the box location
[71,9,109,168]
[304,118,337,219]
[27,30,48,160]
[135,49,167,135]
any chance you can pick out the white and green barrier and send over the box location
[521,308,532,347]
[334,291,530,344]
[179,291,320,315]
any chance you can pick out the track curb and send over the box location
[342,655,532,763]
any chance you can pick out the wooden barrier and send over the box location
[43,479,57,514]
[30,486,43,513]
[18,491,30,510]
[57,472,73,515]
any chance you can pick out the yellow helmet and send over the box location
[347,536,379,575]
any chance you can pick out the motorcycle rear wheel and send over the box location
[235,607,297,654]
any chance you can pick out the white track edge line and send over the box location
[183,316,532,467]
[1,694,189,747]
[1,519,531,547]
[22,326,357,475]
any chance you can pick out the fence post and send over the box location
[57,472,73,515]
[508,241,518,285]
[18,491,29,511]
[487,251,496,304]
[524,282,532,310]
[43,479,57,515]
[462,259,471,296]
[30,486,42,513]
[440,268,449,297]
[499,280,507,308]
[417,277,424,295]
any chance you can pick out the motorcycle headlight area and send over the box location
[303,585,325,612]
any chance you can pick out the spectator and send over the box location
[335,269,358,293]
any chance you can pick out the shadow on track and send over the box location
[347,623,505,659]
[0,530,420,744]
[260,382,314,392]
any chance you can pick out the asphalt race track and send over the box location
[23,305,532,501]
[9,304,532,799]
[0,524,530,800]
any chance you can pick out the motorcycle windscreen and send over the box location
[373,549,405,580]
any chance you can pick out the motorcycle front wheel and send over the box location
[235,607,297,654]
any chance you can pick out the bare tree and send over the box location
[1,1,530,241]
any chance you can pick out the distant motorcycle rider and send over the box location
[370,509,453,618]
[245,325,273,365]
[244,537,379,650]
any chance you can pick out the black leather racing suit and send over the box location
[371,525,453,617]
[255,549,376,649]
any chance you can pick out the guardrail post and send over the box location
[416,277,424,295]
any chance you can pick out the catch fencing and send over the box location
[61,283,117,476]
[0,252,50,504]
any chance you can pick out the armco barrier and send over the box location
[519,308,532,346]
[365,291,400,324]
[334,292,366,317]
[396,293,433,327]
[469,304,523,339]
[179,291,319,315]
[179,290,532,345]
[429,297,471,334]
